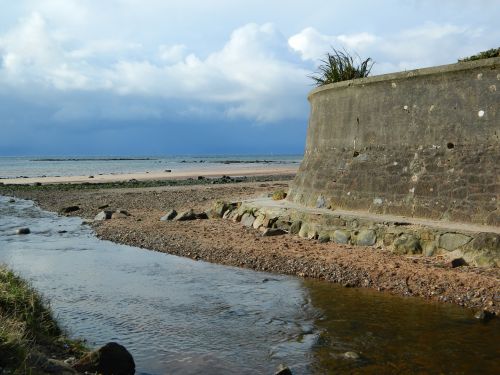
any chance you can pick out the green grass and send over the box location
[309,48,373,86]
[459,47,500,62]
[0,266,86,373]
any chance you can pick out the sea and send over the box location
[0,155,302,179]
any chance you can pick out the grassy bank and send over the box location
[0,266,85,373]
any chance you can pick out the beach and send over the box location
[0,164,299,185]
[2,172,498,315]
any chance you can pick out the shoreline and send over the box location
[1,176,498,315]
[0,165,298,185]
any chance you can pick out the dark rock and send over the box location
[262,228,287,237]
[160,209,177,221]
[318,233,330,243]
[58,230,68,234]
[197,176,205,180]
[8,198,15,203]
[175,209,197,221]
[32,182,42,186]
[474,310,496,322]
[164,169,172,172]
[289,220,302,235]
[73,342,135,375]
[450,258,467,268]
[61,205,80,214]
[88,175,94,179]
[274,364,293,375]
[16,227,30,235]
[95,210,113,221]
[195,212,209,220]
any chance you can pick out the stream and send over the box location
[0,196,498,374]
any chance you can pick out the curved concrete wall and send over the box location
[289,58,500,225]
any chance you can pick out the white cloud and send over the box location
[158,44,187,63]
[288,27,377,62]
[1,9,499,124]
[289,23,495,75]
[0,17,311,122]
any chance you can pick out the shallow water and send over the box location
[0,196,499,374]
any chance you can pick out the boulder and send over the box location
[240,213,255,227]
[393,234,421,255]
[262,228,287,237]
[423,241,437,257]
[332,229,350,244]
[273,218,291,231]
[210,201,231,218]
[439,233,472,251]
[272,190,287,200]
[299,224,317,240]
[73,342,135,375]
[175,209,197,221]
[160,209,177,221]
[16,227,30,235]
[450,258,467,268]
[94,211,113,221]
[253,214,266,229]
[318,233,330,243]
[355,229,377,246]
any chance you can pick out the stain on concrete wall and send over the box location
[289,58,500,225]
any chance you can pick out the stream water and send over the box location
[0,196,498,374]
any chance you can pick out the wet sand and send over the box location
[0,165,298,185]
[1,178,499,315]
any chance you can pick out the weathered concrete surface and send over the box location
[288,57,500,226]
[233,198,500,267]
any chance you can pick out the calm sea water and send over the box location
[1,197,499,374]
[0,155,302,179]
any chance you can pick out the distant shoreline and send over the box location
[0,165,299,185]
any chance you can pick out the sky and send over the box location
[0,0,499,156]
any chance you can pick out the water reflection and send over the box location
[305,279,500,374]
[0,197,316,374]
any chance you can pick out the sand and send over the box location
[0,165,299,185]
[3,177,498,315]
